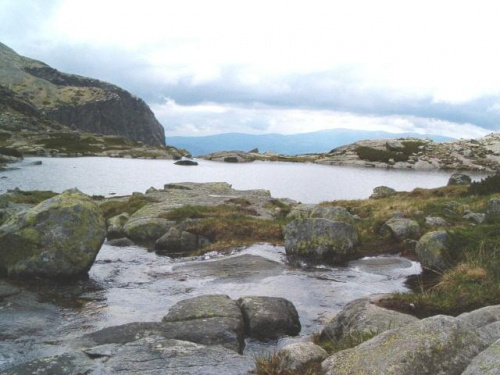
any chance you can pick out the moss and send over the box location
[99,195,149,220]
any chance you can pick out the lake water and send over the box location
[0,157,487,203]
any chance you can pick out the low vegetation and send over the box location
[35,132,102,154]
[99,195,151,220]
[254,351,321,375]
[355,141,425,163]
[313,329,381,354]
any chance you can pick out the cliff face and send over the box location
[0,42,165,146]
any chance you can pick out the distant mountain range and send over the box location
[168,129,454,156]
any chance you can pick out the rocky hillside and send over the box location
[0,42,165,146]
[202,134,500,172]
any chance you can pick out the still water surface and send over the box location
[0,157,486,203]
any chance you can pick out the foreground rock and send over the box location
[284,218,359,263]
[320,297,418,343]
[322,315,488,375]
[4,336,255,375]
[415,230,450,271]
[462,339,500,375]
[0,189,106,278]
[237,296,301,340]
[457,305,500,345]
[280,342,328,371]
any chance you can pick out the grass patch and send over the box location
[254,351,321,375]
[7,190,58,204]
[468,174,500,196]
[379,223,500,317]
[160,204,259,222]
[99,195,150,220]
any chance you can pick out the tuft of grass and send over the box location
[313,329,380,354]
[254,351,322,375]
[99,195,150,220]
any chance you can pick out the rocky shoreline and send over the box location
[201,133,500,173]
[0,177,499,374]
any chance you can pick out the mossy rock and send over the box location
[0,189,106,278]
[415,231,450,271]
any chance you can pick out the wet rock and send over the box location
[370,186,396,199]
[123,217,175,243]
[0,190,106,278]
[321,315,488,375]
[237,296,301,340]
[415,230,450,271]
[284,218,359,263]
[106,212,130,239]
[25,160,42,166]
[462,339,500,375]
[463,211,486,224]
[175,254,283,281]
[447,172,472,186]
[425,216,450,227]
[155,226,211,255]
[107,237,135,247]
[380,218,420,241]
[174,160,198,166]
[280,342,328,370]
[320,297,418,344]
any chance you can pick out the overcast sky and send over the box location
[1,0,499,138]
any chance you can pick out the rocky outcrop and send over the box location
[462,339,500,375]
[322,315,488,375]
[237,296,301,340]
[0,42,166,146]
[415,231,450,271]
[0,189,106,278]
[284,218,359,263]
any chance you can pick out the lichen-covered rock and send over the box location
[462,339,500,375]
[320,297,418,343]
[284,218,359,263]
[463,211,486,224]
[0,190,106,278]
[370,186,396,199]
[288,205,354,224]
[415,230,450,271]
[458,305,500,345]
[425,216,450,228]
[380,218,420,241]
[237,296,301,340]
[106,212,130,239]
[155,226,211,255]
[321,315,488,375]
[281,342,328,370]
[123,217,175,243]
[447,173,472,186]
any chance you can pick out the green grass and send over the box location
[99,195,150,220]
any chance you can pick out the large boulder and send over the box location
[284,218,359,263]
[123,217,175,243]
[0,190,106,278]
[380,218,420,241]
[415,231,450,271]
[237,296,301,340]
[320,297,418,344]
[447,173,472,186]
[370,186,396,199]
[462,339,500,375]
[321,315,488,375]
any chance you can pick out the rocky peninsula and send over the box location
[202,133,500,173]
[0,173,499,374]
